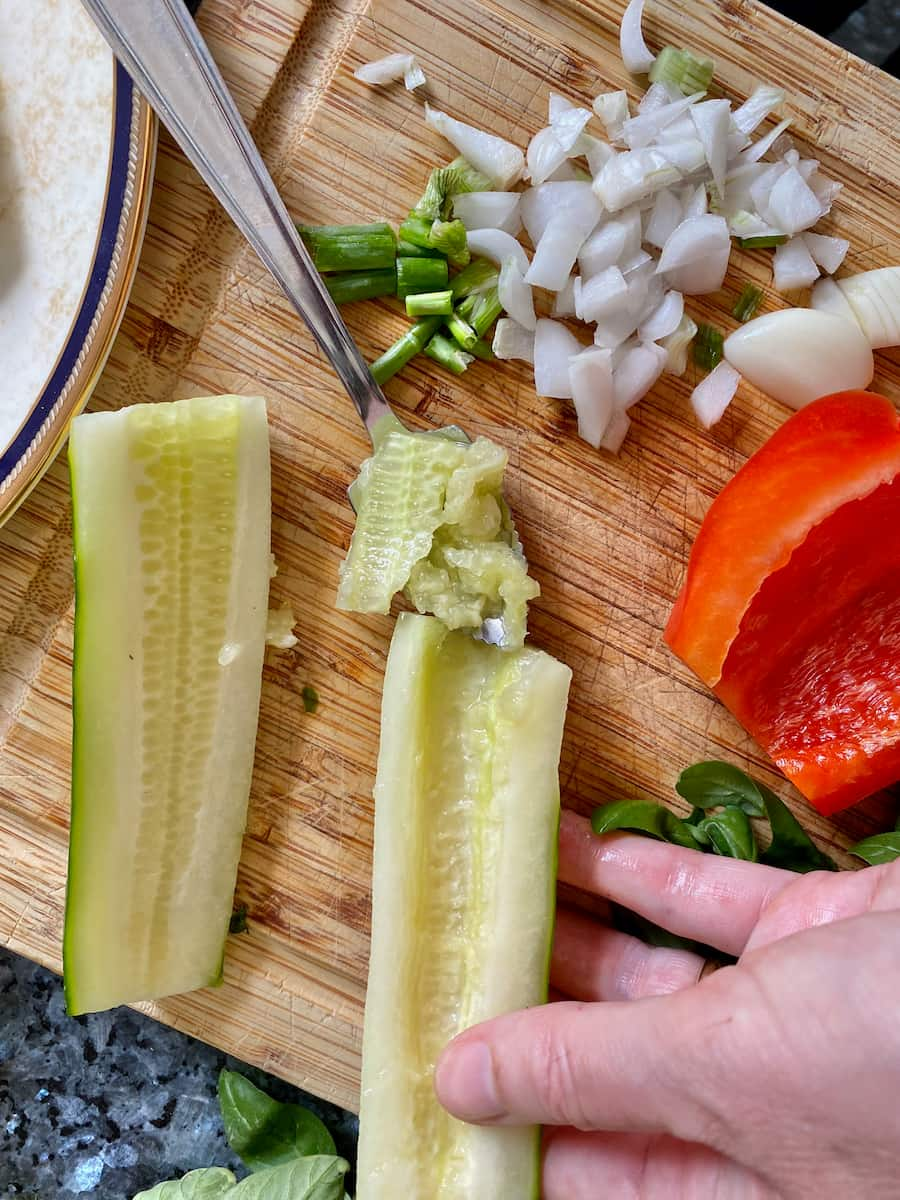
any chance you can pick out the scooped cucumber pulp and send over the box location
[64,395,271,1015]
[337,430,539,648]
[357,613,571,1199]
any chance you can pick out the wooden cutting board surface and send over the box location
[2,0,899,1112]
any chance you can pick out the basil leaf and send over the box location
[218,1071,335,1172]
[847,832,900,866]
[757,784,838,873]
[134,1169,237,1200]
[675,761,765,816]
[228,1157,348,1200]
[591,800,702,850]
[696,807,758,862]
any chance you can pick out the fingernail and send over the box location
[435,1039,504,1122]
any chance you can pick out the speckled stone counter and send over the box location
[0,950,358,1198]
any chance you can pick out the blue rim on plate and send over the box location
[0,61,156,525]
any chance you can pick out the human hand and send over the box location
[435,809,900,1199]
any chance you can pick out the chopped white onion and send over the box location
[569,348,616,447]
[729,210,784,241]
[765,166,823,235]
[614,341,667,409]
[638,289,684,340]
[623,92,704,149]
[579,133,615,175]
[525,198,601,291]
[593,148,681,212]
[656,214,731,294]
[452,191,522,235]
[681,182,709,220]
[545,160,581,182]
[521,182,597,244]
[810,276,860,326]
[576,266,628,321]
[741,117,792,164]
[748,161,787,217]
[600,407,631,453]
[534,319,584,398]
[837,267,900,348]
[726,129,750,160]
[657,137,707,175]
[690,361,741,428]
[548,93,593,150]
[498,256,537,330]
[732,85,784,136]
[662,313,698,375]
[622,248,653,275]
[801,232,849,275]
[723,309,874,408]
[354,53,424,89]
[493,318,535,363]
[552,276,578,317]
[592,90,630,142]
[773,237,820,291]
[620,0,655,74]
[635,273,667,323]
[644,189,683,249]
[593,308,641,350]
[689,99,730,195]
[465,227,530,275]
[527,126,572,186]
[425,105,525,189]
[578,221,627,277]
[809,174,842,211]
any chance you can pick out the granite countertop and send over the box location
[0,951,358,1198]
[2,6,898,1200]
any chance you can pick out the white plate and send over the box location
[0,0,155,523]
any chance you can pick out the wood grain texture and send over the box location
[1,0,899,1112]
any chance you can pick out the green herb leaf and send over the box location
[846,832,900,866]
[591,800,703,850]
[696,807,758,861]
[218,1071,336,1173]
[757,783,838,873]
[228,1157,348,1200]
[301,686,319,714]
[229,904,249,935]
[675,761,765,816]
[133,1168,237,1200]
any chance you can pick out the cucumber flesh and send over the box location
[338,431,539,648]
[64,395,271,1015]
[357,613,571,1198]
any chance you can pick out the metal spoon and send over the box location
[81,0,507,646]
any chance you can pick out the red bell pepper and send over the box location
[666,391,900,815]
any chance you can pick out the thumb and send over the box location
[434,984,736,1139]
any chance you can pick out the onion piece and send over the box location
[837,267,900,348]
[773,237,819,291]
[578,221,627,277]
[498,257,537,330]
[645,189,683,249]
[810,276,860,327]
[525,196,601,291]
[732,84,784,136]
[690,98,730,195]
[552,276,578,317]
[526,126,571,186]
[661,313,698,375]
[690,361,741,428]
[548,94,593,150]
[593,90,630,142]
[656,214,731,294]
[765,166,823,235]
[569,348,615,447]
[723,309,874,408]
[639,289,684,340]
[729,210,784,241]
[576,266,628,321]
[579,133,615,175]
[623,91,704,149]
[620,0,655,74]
[465,227,530,275]
[614,342,667,409]
[534,319,584,398]
[492,318,535,363]
[425,105,525,188]
[748,162,787,217]
[601,407,631,453]
[354,53,424,89]
[681,182,708,220]
[801,232,849,275]
[594,309,641,350]
[452,191,522,235]
[741,117,792,164]
[809,173,842,212]
[657,137,707,175]
[593,148,681,211]
[521,181,597,244]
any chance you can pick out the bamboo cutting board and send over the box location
[1,0,899,1112]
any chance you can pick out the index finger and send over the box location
[558,809,795,958]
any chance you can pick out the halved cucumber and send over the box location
[357,613,571,1198]
[64,395,271,1015]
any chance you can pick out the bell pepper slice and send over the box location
[666,392,900,815]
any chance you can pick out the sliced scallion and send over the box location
[469,287,503,339]
[732,282,764,323]
[396,237,445,259]
[450,258,499,299]
[468,339,495,362]
[429,218,470,267]
[325,268,397,305]
[405,289,454,317]
[648,46,714,97]
[445,310,479,351]
[414,156,492,221]
[424,333,475,375]
[396,256,449,299]
[296,222,396,272]
[369,316,443,386]
[398,215,436,251]
[693,322,725,371]
[737,234,789,249]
